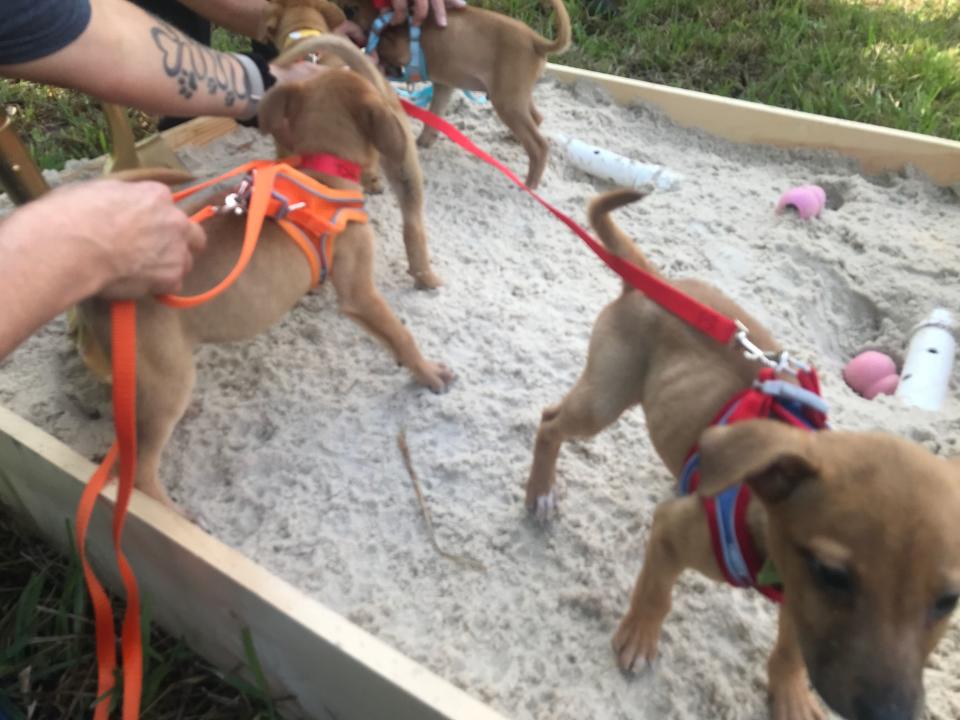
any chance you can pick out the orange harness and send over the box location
[74,156,367,719]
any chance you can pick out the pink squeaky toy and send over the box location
[843,351,899,399]
[777,185,827,219]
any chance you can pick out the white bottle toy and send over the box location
[896,308,956,411]
[550,133,682,192]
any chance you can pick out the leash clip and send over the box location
[734,320,810,377]
[216,175,253,216]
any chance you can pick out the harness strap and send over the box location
[364,12,429,84]
[399,99,739,344]
[75,301,141,719]
[678,368,828,602]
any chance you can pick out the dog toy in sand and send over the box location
[843,351,899,399]
[776,184,826,218]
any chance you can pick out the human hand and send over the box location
[46,180,206,299]
[333,20,368,46]
[388,0,467,28]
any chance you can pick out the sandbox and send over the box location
[2,67,960,720]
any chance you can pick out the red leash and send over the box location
[398,99,738,345]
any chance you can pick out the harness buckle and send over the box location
[734,320,810,377]
[216,175,253,216]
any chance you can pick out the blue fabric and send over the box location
[0,0,92,64]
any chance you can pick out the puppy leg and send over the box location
[491,98,548,188]
[530,103,543,127]
[379,130,442,289]
[612,496,719,669]
[525,307,644,515]
[769,610,825,720]
[134,333,197,514]
[333,231,454,392]
[417,84,456,148]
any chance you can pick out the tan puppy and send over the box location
[79,38,454,511]
[340,0,571,188]
[264,2,442,288]
[525,189,960,720]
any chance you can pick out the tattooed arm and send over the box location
[0,0,264,119]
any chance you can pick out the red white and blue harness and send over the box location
[678,362,829,602]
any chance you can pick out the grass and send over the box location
[481,0,960,138]
[0,511,285,719]
[2,2,958,171]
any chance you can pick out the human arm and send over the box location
[0,181,205,360]
[0,0,267,120]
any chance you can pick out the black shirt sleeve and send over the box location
[0,0,92,65]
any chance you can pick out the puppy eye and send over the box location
[803,550,854,595]
[932,593,959,620]
[345,6,357,19]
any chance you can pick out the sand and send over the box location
[2,78,959,720]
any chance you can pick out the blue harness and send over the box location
[365,11,429,84]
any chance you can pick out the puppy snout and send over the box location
[853,685,920,720]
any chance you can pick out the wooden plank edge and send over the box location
[545,64,960,187]
[159,116,239,152]
[0,405,507,720]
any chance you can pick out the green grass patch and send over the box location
[477,0,960,138]
[0,512,285,719]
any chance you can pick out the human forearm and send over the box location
[0,0,263,119]
[0,180,205,360]
[177,0,272,41]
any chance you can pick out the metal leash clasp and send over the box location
[734,320,810,377]
[216,175,253,216]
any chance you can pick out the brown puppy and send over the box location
[525,189,960,720]
[79,38,454,511]
[340,0,571,188]
[264,4,442,288]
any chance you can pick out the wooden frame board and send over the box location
[2,66,958,720]
[546,64,960,187]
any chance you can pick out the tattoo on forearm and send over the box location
[150,21,251,107]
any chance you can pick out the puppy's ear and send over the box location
[357,98,408,162]
[257,82,305,151]
[319,1,348,30]
[697,419,819,504]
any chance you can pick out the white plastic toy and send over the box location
[549,133,682,191]
[896,308,956,411]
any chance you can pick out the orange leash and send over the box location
[75,302,140,719]
[74,159,367,718]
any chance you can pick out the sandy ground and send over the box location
[2,78,960,720]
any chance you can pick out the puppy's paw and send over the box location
[612,611,661,672]
[770,679,826,720]
[416,131,438,149]
[417,362,455,393]
[525,489,556,521]
[411,269,443,290]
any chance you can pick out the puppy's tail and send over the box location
[533,0,572,56]
[273,35,391,98]
[588,189,657,288]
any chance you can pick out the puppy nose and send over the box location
[853,688,918,720]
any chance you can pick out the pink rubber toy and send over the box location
[777,185,827,219]
[843,351,899,399]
